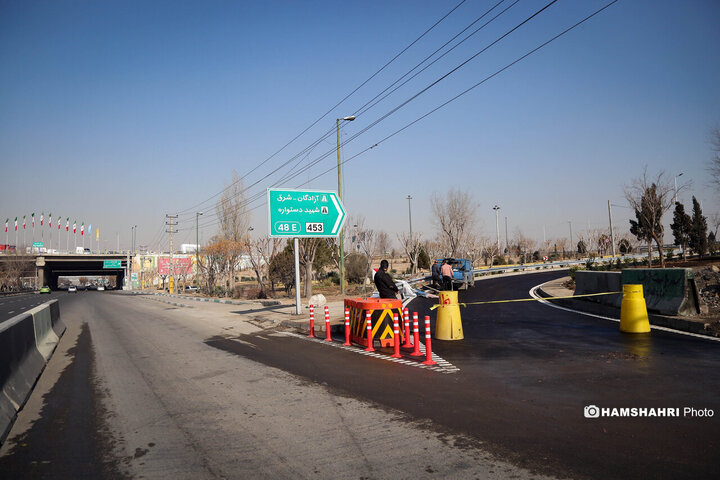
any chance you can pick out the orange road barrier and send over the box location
[410,312,422,357]
[402,308,412,348]
[345,298,403,348]
[422,316,437,366]
[324,305,332,342]
[308,304,315,338]
[391,313,402,358]
[343,308,351,346]
[364,310,375,352]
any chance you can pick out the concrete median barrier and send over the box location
[0,299,64,445]
[621,268,700,316]
[575,271,622,308]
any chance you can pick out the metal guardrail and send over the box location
[405,253,653,286]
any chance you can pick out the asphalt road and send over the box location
[0,290,546,480]
[1,273,717,479]
[204,271,720,480]
[0,291,58,322]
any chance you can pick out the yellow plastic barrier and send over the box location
[620,284,651,333]
[435,291,464,340]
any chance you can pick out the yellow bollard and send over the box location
[435,291,464,340]
[620,284,651,333]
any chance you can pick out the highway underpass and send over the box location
[33,254,129,289]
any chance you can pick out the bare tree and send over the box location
[216,171,251,292]
[422,239,444,263]
[431,188,477,257]
[397,231,422,275]
[298,238,322,298]
[511,229,535,263]
[244,236,283,296]
[709,212,720,238]
[375,231,391,258]
[554,237,568,259]
[625,167,675,268]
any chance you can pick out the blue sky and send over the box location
[1,0,719,252]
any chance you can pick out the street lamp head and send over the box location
[678,172,684,177]
[342,116,356,121]
[197,211,203,216]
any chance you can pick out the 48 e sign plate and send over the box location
[267,188,346,238]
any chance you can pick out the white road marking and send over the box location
[279,331,459,373]
[529,283,720,343]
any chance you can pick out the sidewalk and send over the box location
[138,292,348,334]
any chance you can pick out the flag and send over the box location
[4,219,7,233]
[32,213,35,227]
[23,216,26,229]
[88,224,92,235]
[96,227,99,241]
[73,221,76,234]
[40,212,44,226]
[66,218,69,232]
[58,215,61,229]
[14,217,18,231]
[81,223,84,236]
[49,213,52,228]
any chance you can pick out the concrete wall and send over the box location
[574,268,700,316]
[0,300,65,444]
[574,271,622,308]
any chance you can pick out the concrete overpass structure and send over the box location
[35,254,130,289]
[0,253,131,289]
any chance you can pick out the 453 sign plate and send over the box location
[267,189,346,238]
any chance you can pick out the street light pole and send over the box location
[492,205,501,252]
[674,172,684,204]
[336,115,355,295]
[196,212,203,288]
[608,200,616,258]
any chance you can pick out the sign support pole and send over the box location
[294,238,302,315]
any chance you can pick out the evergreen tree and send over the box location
[577,240,587,255]
[689,197,708,256]
[670,202,692,260]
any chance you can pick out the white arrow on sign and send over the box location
[331,194,344,234]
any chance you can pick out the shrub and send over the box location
[345,253,368,284]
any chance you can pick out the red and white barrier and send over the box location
[308,305,315,338]
[422,315,437,365]
[391,313,402,358]
[365,310,375,352]
[402,307,412,348]
[324,305,332,342]
[410,312,422,356]
[343,308,351,346]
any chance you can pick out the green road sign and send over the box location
[103,260,122,269]
[32,242,44,247]
[267,188,346,237]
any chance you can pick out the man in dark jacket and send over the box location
[374,259,399,299]
[431,259,442,289]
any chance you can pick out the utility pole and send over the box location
[493,205,501,252]
[166,214,178,294]
[407,195,413,241]
[196,212,203,288]
[504,216,508,254]
[608,200,616,258]
[336,115,355,295]
[407,195,414,272]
